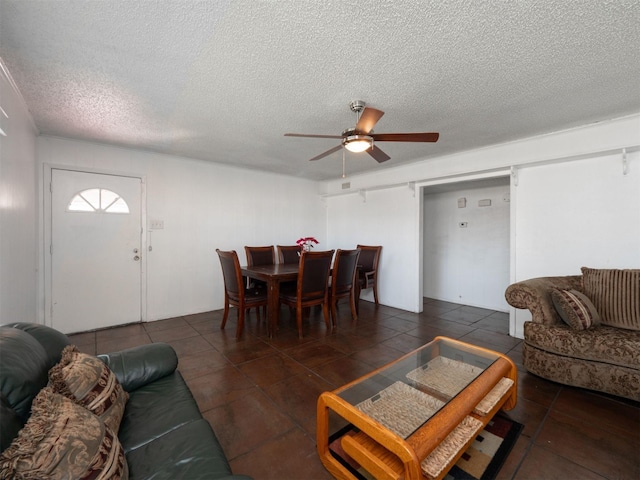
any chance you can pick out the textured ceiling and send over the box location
[1,1,639,180]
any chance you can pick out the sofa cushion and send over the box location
[524,321,640,370]
[551,289,601,330]
[49,345,129,433]
[0,393,23,454]
[2,322,71,369]
[125,419,238,480]
[581,267,640,331]
[118,371,203,453]
[0,328,50,423]
[0,387,128,480]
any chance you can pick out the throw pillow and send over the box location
[551,289,601,330]
[581,267,640,331]
[0,387,128,480]
[49,345,128,433]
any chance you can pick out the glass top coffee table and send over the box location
[317,336,517,480]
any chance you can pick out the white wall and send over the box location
[326,185,420,310]
[37,136,326,324]
[0,62,39,324]
[423,181,510,310]
[511,150,640,336]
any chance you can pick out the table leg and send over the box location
[267,278,281,338]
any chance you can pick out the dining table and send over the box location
[241,263,299,337]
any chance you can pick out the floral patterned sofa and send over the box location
[505,267,640,401]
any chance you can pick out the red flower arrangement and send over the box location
[296,236,319,252]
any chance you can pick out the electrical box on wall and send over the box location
[150,219,164,230]
[478,199,492,207]
[457,197,466,208]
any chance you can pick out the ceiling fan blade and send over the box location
[309,145,343,161]
[371,132,439,142]
[285,133,343,139]
[367,145,391,163]
[356,107,384,134]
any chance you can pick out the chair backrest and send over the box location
[216,249,242,298]
[245,245,275,267]
[277,245,301,264]
[332,249,361,295]
[356,245,382,273]
[297,250,334,301]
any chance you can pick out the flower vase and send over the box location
[299,244,310,256]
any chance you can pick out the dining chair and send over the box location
[244,245,275,288]
[216,249,268,338]
[279,250,334,338]
[277,245,301,264]
[244,245,275,317]
[356,244,382,306]
[244,245,276,268]
[329,249,361,328]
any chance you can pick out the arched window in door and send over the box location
[67,188,130,213]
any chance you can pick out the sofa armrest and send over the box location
[505,275,582,325]
[98,343,178,392]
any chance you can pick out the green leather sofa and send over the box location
[0,322,253,479]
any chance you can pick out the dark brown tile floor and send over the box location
[69,298,640,480]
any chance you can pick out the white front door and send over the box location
[51,169,143,333]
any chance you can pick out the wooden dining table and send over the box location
[241,263,299,337]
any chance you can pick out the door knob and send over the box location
[133,255,140,261]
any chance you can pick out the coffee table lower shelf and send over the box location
[329,410,490,480]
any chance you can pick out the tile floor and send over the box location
[69,298,640,480]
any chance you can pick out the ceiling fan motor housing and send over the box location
[349,100,366,113]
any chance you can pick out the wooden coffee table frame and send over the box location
[317,337,517,480]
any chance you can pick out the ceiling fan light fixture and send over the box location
[343,135,373,153]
